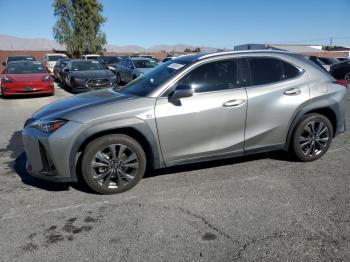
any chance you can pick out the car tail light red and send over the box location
[335,79,348,88]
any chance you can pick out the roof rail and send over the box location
[198,50,291,60]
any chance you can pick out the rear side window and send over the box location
[281,60,300,79]
[248,57,300,86]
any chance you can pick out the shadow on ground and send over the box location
[1,129,294,193]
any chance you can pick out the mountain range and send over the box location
[0,35,218,53]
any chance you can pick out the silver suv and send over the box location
[22,51,347,194]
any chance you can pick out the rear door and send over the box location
[243,56,310,152]
[155,58,248,165]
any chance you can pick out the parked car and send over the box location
[2,55,36,66]
[97,56,122,73]
[81,54,100,60]
[63,59,117,92]
[336,57,349,62]
[1,60,54,97]
[22,50,347,194]
[316,57,340,71]
[53,58,70,82]
[330,60,350,83]
[161,56,177,63]
[116,57,158,84]
[44,53,68,75]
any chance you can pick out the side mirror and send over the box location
[170,84,194,101]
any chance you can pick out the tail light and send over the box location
[335,79,348,88]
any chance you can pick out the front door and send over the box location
[155,58,248,165]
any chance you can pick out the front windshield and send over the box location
[8,56,34,62]
[103,57,121,64]
[133,59,158,68]
[7,61,46,74]
[71,61,105,71]
[119,60,192,96]
[48,55,66,61]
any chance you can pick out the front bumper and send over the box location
[2,82,54,96]
[22,120,85,183]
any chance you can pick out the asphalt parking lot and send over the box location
[0,84,349,262]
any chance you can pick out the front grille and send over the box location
[86,78,110,88]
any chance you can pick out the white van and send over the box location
[81,54,100,60]
[44,53,68,74]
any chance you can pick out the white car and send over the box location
[81,54,100,60]
[44,53,68,75]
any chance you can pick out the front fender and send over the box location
[68,118,164,182]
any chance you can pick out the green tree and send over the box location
[53,0,107,57]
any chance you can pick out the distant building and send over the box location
[234,44,349,58]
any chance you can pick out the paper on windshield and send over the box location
[168,63,185,70]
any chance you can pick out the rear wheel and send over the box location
[292,113,333,162]
[81,134,146,194]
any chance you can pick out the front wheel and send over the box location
[344,72,350,83]
[81,134,146,194]
[0,86,5,98]
[291,113,333,162]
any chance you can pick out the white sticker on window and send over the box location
[168,63,185,70]
[91,61,99,63]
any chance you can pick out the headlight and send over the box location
[107,66,116,71]
[2,76,12,83]
[42,75,51,82]
[29,119,67,133]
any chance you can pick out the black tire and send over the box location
[291,113,333,162]
[116,73,122,85]
[81,134,146,194]
[345,72,350,83]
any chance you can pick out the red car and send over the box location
[0,61,54,97]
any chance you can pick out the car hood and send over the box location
[71,70,113,79]
[32,88,135,121]
[7,73,48,82]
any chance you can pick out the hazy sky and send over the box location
[0,0,349,48]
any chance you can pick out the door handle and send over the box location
[284,88,301,96]
[223,99,245,107]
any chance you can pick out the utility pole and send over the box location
[329,37,333,46]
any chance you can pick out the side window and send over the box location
[248,57,283,86]
[177,59,242,93]
[281,60,300,79]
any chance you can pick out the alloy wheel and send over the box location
[299,120,329,157]
[91,144,139,189]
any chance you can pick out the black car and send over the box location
[63,59,117,92]
[330,60,350,82]
[53,58,70,82]
[2,55,36,66]
[336,57,349,62]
